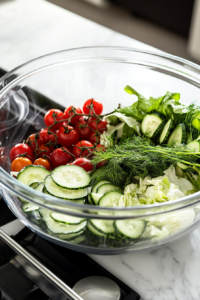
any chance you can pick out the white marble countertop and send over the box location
[1,1,200,300]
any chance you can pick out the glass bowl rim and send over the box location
[1,45,200,216]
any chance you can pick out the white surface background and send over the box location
[1,1,200,299]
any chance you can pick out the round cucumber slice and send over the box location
[92,180,111,193]
[44,175,88,199]
[50,211,86,225]
[51,165,90,190]
[114,219,145,239]
[90,219,115,235]
[17,165,50,186]
[97,183,121,195]
[98,191,123,207]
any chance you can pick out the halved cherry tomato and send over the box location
[89,133,100,144]
[73,140,94,158]
[74,117,93,140]
[50,147,74,169]
[34,158,51,171]
[44,109,64,131]
[36,145,52,159]
[83,99,103,115]
[64,106,83,124]
[10,144,35,162]
[11,157,32,172]
[57,124,80,148]
[72,158,93,172]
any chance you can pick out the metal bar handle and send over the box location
[0,228,84,300]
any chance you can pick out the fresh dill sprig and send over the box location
[91,136,200,188]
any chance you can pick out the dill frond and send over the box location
[91,136,200,188]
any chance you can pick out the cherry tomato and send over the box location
[83,99,103,115]
[36,145,52,159]
[74,118,93,140]
[10,143,35,162]
[39,128,56,145]
[72,158,93,172]
[34,158,51,171]
[88,119,107,133]
[50,147,74,169]
[11,157,32,172]
[57,124,80,148]
[26,134,42,152]
[73,140,94,158]
[89,133,100,144]
[44,109,64,131]
[64,106,83,124]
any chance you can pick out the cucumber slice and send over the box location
[39,208,87,234]
[176,162,196,174]
[35,182,44,192]
[97,183,121,195]
[44,175,88,200]
[92,180,111,193]
[187,141,200,152]
[43,186,50,194]
[90,219,115,235]
[22,203,40,213]
[29,181,40,188]
[87,221,106,237]
[141,112,166,138]
[59,232,85,243]
[50,211,86,225]
[51,165,90,190]
[73,198,86,204]
[159,119,172,144]
[187,131,193,144]
[167,123,186,145]
[99,191,123,207]
[17,165,50,186]
[114,219,145,239]
[89,193,103,205]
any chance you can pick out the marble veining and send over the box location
[1,1,200,299]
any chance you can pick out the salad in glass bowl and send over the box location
[1,46,200,254]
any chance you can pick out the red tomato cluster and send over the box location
[10,99,107,173]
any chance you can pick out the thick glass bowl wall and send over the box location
[0,47,200,254]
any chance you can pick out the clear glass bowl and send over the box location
[1,46,200,255]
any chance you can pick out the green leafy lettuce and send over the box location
[117,85,187,125]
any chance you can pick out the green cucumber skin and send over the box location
[152,120,167,139]
[167,123,186,145]
[159,119,173,144]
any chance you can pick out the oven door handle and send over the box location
[0,228,84,300]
